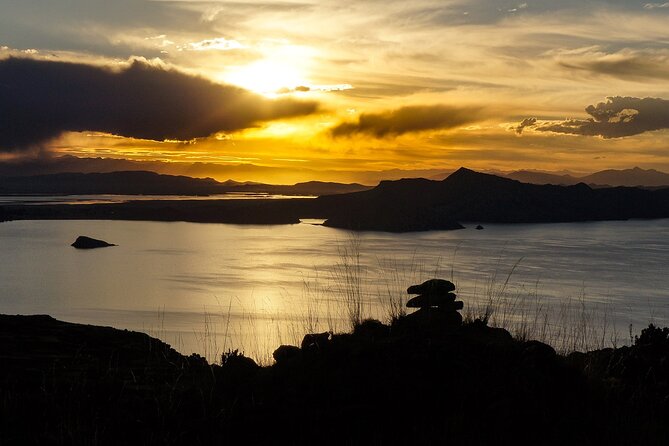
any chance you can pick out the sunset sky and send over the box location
[2,0,669,183]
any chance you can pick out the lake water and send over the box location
[0,192,315,205]
[1,218,668,362]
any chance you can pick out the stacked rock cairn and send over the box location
[406,279,464,327]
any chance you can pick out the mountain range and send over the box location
[429,167,669,188]
[0,171,371,197]
[504,167,669,188]
[2,168,669,232]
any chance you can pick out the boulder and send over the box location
[407,279,455,295]
[301,332,330,352]
[475,225,484,230]
[405,307,463,327]
[406,293,458,308]
[273,345,301,363]
[353,319,390,341]
[71,235,116,249]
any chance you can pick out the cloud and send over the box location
[512,117,537,135]
[0,57,318,151]
[330,105,484,138]
[179,38,244,52]
[644,2,669,9]
[518,97,669,138]
[557,48,669,81]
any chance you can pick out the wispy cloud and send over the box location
[644,2,669,9]
[556,48,669,81]
[179,38,244,52]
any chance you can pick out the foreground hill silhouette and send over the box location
[2,312,669,445]
[2,167,669,231]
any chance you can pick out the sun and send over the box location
[225,60,305,96]
[220,43,315,96]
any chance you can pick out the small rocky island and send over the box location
[71,235,116,249]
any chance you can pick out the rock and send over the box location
[301,332,330,352]
[405,307,463,327]
[221,349,258,373]
[353,319,390,341]
[71,235,116,249]
[523,340,557,359]
[475,224,484,230]
[461,319,514,345]
[273,345,301,363]
[406,293,458,308]
[407,279,455,295]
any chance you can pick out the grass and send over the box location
[462,266,626,354]
[151,237,660,363]
[331,234,366,329]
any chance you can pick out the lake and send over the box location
[0,192,315,205]
[1,218,668,362]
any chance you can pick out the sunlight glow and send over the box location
[222,44,314,96]
[225,60,305,95]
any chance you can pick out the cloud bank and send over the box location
[514,97,669,139]
[331,105,483,138]
[0,57,318,151]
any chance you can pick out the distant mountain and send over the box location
[504,167,669,188]
[4,168,669,232]
[504,170,580,186]
[0,171,372,197]
[580,167,669,188]
[0,155,448,185]
[315,168,669,231]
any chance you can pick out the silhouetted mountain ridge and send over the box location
[317,167,669,230]
[0,170,371,196]
[3,168,669,232]
[505,166,669,188]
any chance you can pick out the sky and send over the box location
[1,0,669,183]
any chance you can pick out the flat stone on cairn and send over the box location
[407,278,455,295]
[405,279,463,327]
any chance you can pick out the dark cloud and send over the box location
[512,117,537,135]
[330,105,483,138]
[0,57,318,151]
[559,51,669,81]
[529,97,669,138]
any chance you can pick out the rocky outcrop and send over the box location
[3,312,669,444]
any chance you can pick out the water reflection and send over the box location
[0,193,316,205]
[1,218,668,362]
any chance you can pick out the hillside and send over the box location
[2,313,668,445]
[316,167,669,230]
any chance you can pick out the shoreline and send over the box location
[3,197,669,232]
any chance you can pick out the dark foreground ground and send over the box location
[2,314,669,445]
